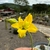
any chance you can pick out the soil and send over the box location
[0,21,48,50]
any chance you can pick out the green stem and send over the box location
[5,19,8,30]
[28,33,33,50]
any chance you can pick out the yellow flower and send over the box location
[11,13,38,38]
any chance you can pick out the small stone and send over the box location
[10,37,13,39]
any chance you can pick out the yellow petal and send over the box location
[11,17,24,29]
[17,29,27,38]
[24,13,33,23]
[23,21,30,29]
[27,23,38,33]
[11,22,20,29]
[18,16,24,26]
[18,16,23,22]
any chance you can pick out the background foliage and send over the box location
[0,3,50,14]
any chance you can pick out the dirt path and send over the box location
[35,24,50,37]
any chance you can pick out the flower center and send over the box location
[22,27,25,29]
[22,22,30,30]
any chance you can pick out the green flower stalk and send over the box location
[5,18,8,29]
[29,33,33,50]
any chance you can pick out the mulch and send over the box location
[0,22,48,50]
